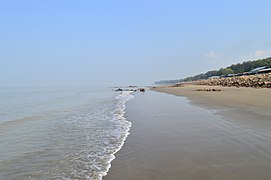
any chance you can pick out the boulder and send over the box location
[115,88,123,91]
[139,88,145,92]
[194,73,271,88]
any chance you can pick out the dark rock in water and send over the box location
[139,88,145,92]
[129,86,138,88]
[125,89,136,91]
[115,88,123,91]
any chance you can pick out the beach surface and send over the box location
[105,89,271,180]
[152,85,271,126]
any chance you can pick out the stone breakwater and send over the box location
[195,73,271,88]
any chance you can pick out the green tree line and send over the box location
[155,57,271,84]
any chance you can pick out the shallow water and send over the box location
[0,87,133,179]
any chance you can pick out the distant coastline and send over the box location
[155,57,271,85]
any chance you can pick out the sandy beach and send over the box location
[152,85,271,127]
[105,88,271,180]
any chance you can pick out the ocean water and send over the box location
[0,86,133,179]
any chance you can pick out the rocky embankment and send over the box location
[195,73,271,88]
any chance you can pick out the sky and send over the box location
[1,0,271,86]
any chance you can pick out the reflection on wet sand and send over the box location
[106,91,271,180]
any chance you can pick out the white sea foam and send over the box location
[0,87,134,180]
[98,91,134,180]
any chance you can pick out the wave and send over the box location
[0,90,134,180]
[100,91,134,179]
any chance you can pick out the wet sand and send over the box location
[152,85,271,127]
[105,90,271,180]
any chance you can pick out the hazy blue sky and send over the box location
[1,0,271,86]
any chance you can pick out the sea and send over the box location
[0,86,134,179]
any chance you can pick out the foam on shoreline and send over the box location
[100,91,134,179]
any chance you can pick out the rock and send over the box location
[194,73,271,88]
[195,89,221,92]
[115,88,123,91]
[171,83,184,87]
[139,88,145,92]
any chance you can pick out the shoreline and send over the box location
[105,89,271,180]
